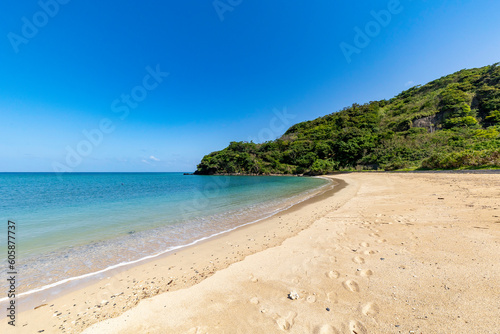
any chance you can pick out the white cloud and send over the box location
[405,80,415,87]
[141,159,152,165]
[149,155,160,161]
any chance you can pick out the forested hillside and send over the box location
[196,63,500,175]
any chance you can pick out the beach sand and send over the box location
[2,173,499,333]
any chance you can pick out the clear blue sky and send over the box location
[1,0,499,172]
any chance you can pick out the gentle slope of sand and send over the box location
[3,173,499,333]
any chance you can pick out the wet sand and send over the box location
[2,173,500,333]
[1,177,341,333]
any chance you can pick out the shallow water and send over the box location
[0,173,329,296]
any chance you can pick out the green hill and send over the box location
[195,63,500,175]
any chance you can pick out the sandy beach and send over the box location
[2,172,499,333]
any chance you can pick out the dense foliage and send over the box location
[196,63,500,174]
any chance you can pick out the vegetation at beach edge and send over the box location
[196,63,500,175]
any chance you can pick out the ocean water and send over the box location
[0,172,330,297]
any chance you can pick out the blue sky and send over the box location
[1,0,499,172]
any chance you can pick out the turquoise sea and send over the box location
[0,173,330,298]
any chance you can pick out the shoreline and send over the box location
[0,175,332,304]
[3,172,499,333]
[85,172,499,333]
[1,176,344,333]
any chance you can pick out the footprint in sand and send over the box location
[356,269,373,277]
[363,250,377,255]
[249,297,259,305]
[327,291,338,303]
[352,256,365,264]
[249,274,259,283]
[275,311,297,331]
[348,320,367,334]
[342,280,360,292]
[327,270,340,279]
[306,295,317,303]
[369,233,380,238]
[359,242,369,247]
[361,302,380,317]
[314,324,340,334]
[376,239,387,243]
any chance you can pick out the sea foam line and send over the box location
[0,177,334,303]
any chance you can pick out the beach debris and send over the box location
[380,258,385,260]
[326,307,330,312]
[34,304,48,310]
[288,290,299,300]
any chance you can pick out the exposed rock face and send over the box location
[412,111,447,132]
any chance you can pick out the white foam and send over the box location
[0,177,334,303]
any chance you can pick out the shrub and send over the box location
[309,159,335,175]
[421,149,500,169]
[444,116,478,128]
[485,110,500,124]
